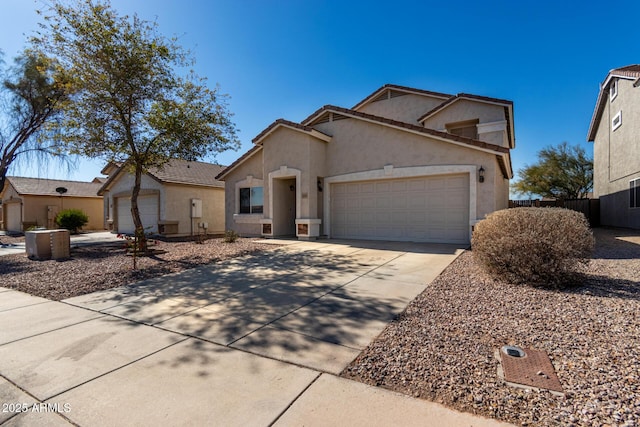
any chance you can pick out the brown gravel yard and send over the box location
[342,228,640,426]
[0,237,276,300]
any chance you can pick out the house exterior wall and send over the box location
[356,93,447,124]
[1,184,103,230]
[223,149,264,236]
[23,195,103,230]
[422,99,505,131]
[163,184,225,235]
[593,78,640,228]
[314,118,502,221]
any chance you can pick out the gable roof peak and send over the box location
[611,64,640,73]
[352,84,452,111]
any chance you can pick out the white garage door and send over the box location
[331,174,469,244]
[116,195,158,234]
[6,203,22,232]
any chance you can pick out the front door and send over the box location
[272,177,297,236]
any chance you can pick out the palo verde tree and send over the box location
[34,0,239,249]
[512,142,593,200]
[0,49,71,194]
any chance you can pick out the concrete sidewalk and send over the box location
[0,240,513,426]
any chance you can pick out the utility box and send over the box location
[25,229,70,260]
[191,199,202,218]
[50,229,70,260]
[25,230,52,260]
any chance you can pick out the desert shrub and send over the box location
[472,208,594,286]
[55,209,89,233]
[223,229,239,243]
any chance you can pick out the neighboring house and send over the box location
[217,84,515,244]
[588,65,640,229]
[99,159,226,236]
[0,177,103,232]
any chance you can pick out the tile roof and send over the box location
[352,84,452,110]
[215,145,262,180]
[217,119,331,180]
[418,93,513,123]
[99,159,226,195]
[303,105,510,154]
[6,177,102,197]
[148,159,226,187]
[252,119,331,144]
[609,64,640,78]
[588,64,640,141]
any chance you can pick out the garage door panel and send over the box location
[331,174,469,244]
[7,203,21,232]
[408,179,426,191]
[117,195,158,234]
[392,181,407,192]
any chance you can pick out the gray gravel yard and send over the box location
[0,237,276,300]
[342,228,640,426]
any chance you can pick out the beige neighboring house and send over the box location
[588,65,640,229]
[99,159,226,236]
[0,177,103,232]
[217,84,515,244]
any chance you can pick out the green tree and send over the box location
[0,50,71,194]
[34,0,239,250]
[512,142,593,199]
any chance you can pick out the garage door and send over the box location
[331,174,469,244]
[6,203,22,232]
[116,195,158,234]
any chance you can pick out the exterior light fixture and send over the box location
[478,166,485,183]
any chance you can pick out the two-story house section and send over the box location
[217,84,515,244]
[588,65,640,229]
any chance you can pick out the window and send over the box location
[239,187,263,214]
[630,178,640,208]
[612,111,622,131]
[610,79,618,101]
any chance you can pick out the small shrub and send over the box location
[55,209,89,233]
[223,229,239,243]
[472,208,594,287]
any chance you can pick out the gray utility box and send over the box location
[25,229,70,260]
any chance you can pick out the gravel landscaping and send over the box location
[342,227,640,426]
[0,237,277,300]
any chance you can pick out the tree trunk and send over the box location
[130,165,148,252]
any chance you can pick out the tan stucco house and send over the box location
[217,84,515,244]
[588,65,640,229]
[1,177,103,232]
[99,159,226,236]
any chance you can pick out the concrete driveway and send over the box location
[0,239,512,426]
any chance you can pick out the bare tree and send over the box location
[0,50,71,193]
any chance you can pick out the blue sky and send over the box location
[2,0,639,194]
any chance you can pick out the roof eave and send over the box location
[352,84,451,111]
[589,72,640,141]
[252,120,332,145]
[216,145,263,181]
[305,106,509,156]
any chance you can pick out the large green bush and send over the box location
[55,208,89,233]
[472,208,594,286]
